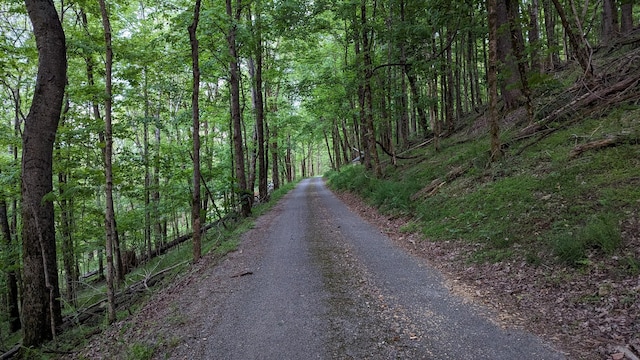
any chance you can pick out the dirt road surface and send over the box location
[152,177,563,359]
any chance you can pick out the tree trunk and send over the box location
[361,0,381,177]
[528,0,542,73]
[143,68,152,261]
[58,172,77,307]
[0,197,20,332]
[22,0,66,346]
[98,0,117,325]
[488,0,502,162]
[542,0,560,69]
[254,3,268,201]
[227,0,250,216]
[507,0,534,123]
[445,29,456,134]
[285,135,293,183]
[620,0,633,34]
[497,0,524,110]
[551,0,594,77]
[189,0,202,262]
[602,0,616,44]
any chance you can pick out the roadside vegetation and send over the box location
[326,42,639,358]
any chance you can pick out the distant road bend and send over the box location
[171,177,565,359]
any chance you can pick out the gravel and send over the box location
[72,177,567,359]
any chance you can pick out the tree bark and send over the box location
[620,0,633,34]
[0,197,20,332]
[507,0,534,123]
[496,0,524,109]
[551,0,594,77]
[189,0,202,261]
[528,0,542,73]
[253,2,268,202]
[488,0,502,162]
[227,0,250,216]
[361,0,381,177]
[542,0,560,69]
[22,0,66,346]
[602,0,616,44]
[98,0,117,325]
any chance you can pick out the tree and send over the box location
[21,0,66,346]
[98,0,117,324]
[488,0,501,162]
[189,0,202,261]
[550,0,594,78]
[620,0,634,34]
[227,0,251,217]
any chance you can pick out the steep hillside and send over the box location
[326,33,640,359]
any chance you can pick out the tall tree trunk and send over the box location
[528,0,542,73]
[361,0,381,177]
[507,0,534,123]
[488,0,502,162]
[497,0,524,110]
[2,80,22,334]
[22,0,66,346]
[143,68,152,261]
[153,123,162,247]
[253,2,268,201]
[227,0,250,216]
[58,171,77,308]
[266,80,280,190]
[445,29,455,134]
[189,0,202,261]
[98,0,117,324]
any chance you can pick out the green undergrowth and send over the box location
[326,108,639,269]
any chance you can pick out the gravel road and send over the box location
[168,177,565,359]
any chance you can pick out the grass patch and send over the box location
[327,107,637,267]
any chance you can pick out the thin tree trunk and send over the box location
[98,0,117,324]
[488,0,502,162]
[189,0,202,261]
[143,68,152,261]
[227,0,250,216]
[543,0,560,69]
[0,197,20,332]
[253,2,268,201]
[529,0,542,73]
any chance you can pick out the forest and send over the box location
[1,0,639,357]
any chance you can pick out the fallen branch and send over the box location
[0,345,20,360]
[569,133,638,159]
